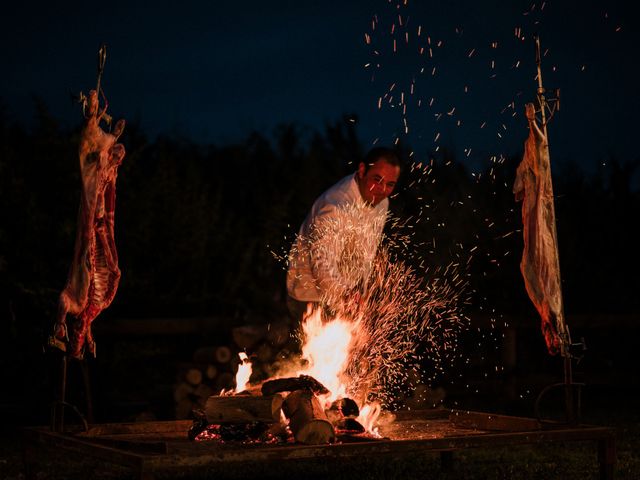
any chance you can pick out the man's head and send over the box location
[356,147,401,206]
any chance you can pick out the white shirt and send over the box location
[287,174,389,303]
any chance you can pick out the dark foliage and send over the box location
[1,102,639,327]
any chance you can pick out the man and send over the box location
[286,147,401,323]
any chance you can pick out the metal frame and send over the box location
[22,410,616,480]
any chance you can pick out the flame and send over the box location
[294,308,385,434]
[225,311,384,435]
[357,402,382,437]
[297,307,355,403]
[234,352,252,393]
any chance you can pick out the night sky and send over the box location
[2,0,638,172]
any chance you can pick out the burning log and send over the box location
[261,375,329,396]
[282,390,335,444]
[326,398,365,434]
[204,394,284,424]
[330,397,359,417]
[334,417,365,434]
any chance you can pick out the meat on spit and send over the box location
[49,89,125,359]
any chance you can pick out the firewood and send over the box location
[334,417,365,434]
[283,390,335,444]
[204,394,284,424]
[239,384,263,396]
[175,398,194,420]
[205,364,218,380]
[174,382,195,403]
[185,368,203,386]
[330,397,360,418]
[193,346,234,365]
[194,383,214,402]
[193,347,217,365]
[261,375,329,396]
[215,346,232,364]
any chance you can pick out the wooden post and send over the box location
[51,354,67,432]
[535,35,575,423]
[597,434,616,480]
[80,359,94,424]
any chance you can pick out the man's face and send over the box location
[357,159,401,206]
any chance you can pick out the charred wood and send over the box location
[261,375,329,397]
[334,417,365,434]
[330,397,359,418]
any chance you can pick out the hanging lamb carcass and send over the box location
[49,88,125,359]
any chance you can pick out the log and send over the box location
[261,375,329,396]
[191,346,232,366]
[185,368,203,386]
[215,346,233,364]
[334,417,365,433]
[175,398,194,420]
[205,364,218,380]
[330,397,359,417]
[194,383,214,404]
[204,394,284,424]
[326,397,360,426]
[193,347,218,364]
[174,382,195,403]
[283,390,335,444]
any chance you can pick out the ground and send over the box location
[2,402,638,480]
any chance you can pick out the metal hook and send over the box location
[96,44,107,95]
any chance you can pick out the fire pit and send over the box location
[22,409,615,480]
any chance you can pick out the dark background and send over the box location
[0,0,638,428]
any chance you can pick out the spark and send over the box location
[284,204,470,407]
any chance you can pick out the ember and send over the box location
[280,203,470,408]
